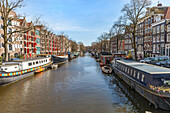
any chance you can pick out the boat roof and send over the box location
[117,60,170,74]
[3,57,48,63]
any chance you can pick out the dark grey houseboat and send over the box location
[51,55,68,65]
[112,60,170,110]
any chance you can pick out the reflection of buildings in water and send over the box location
[22,80,31,99]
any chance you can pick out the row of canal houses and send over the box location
[0,10,71,59]
[111,3,170,58]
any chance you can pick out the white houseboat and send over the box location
[0,54,52,85]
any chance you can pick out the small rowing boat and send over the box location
[102,66,112,74]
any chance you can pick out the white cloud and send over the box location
[51,22,91,32]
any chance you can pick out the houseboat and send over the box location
[100,52,112,65]
[51,53,68,65]
[112,59,170,110]
[0,54,52,85]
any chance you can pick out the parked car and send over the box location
[155,56,169,66]
[157,56,169,61]
[140,57,154,63]
[165,60,170,68]
[156,59,170,67]
[150,57,158,65]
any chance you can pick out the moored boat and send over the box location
[51,55,68,65]
[101,66,112,74]
[0,54,52,85]
[112,59,170,110]
[34,68,45,74]
[100,63,104,66]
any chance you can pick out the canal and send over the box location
[0,53,169,113]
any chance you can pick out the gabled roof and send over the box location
[165,7,170,19]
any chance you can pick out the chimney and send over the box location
[157,1,162,6]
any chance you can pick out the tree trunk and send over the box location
[116,37,118,53]
[134,47,137,61]
[5,43,8,61]
[133,32,137,61]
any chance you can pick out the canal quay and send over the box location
[0,53,169,113]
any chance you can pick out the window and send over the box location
[167,24,170,32]
[36,61,38,64]
[161,24,164,32]
[157,26,160,33]
[9,44,12,51]
[131,69,133,76]
[161,34,164,41]
[137,72,140,79]
[157,35,160,42]
[153,36,156,42]
[0,24,3,29]
[141,74,145,82]
[167,33,170,41]
[153,44,156,53]
[28,62,32,66]
[157,44,160,53]
[133,71,136,77]
[33,62,35,65]
[35,29,40,36]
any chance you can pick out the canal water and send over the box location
[0,53,169,113]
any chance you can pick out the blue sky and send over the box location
[16,0,170,46]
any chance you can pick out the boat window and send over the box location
[137,72,140,79]
[28,62,32,66]
[5,68,7,70]
[141,74,145,82]
[15,67,17,68]
[44,60,46,62]
[46,59,47,62]
[134,71,136,77]
[36,61,38,64]
[33,62,35,65]
[39,61,41,64]
[42,60,43,63]
[131,69,133,76]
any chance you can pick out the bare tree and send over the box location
[121,0,151,61]
[111,16,126,53]
[0,0,39,61]
[70,40,78,52]
[78,41,85,52]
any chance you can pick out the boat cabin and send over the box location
[114,60,170,87]
[113,53,126,59]
[0,55,51,73]
[100,52,112,65]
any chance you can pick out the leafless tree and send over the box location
[121,0,151,61]
[0,0,39,61]
[111,16,126,53]
[70,40,78,52]
[78,41,85,52]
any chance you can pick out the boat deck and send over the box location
[117,60,170,74]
